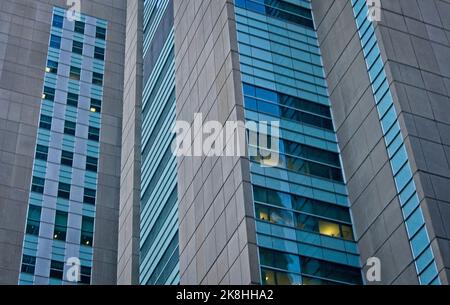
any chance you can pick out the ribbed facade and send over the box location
[139,0,179,285]
[234,0,363,284]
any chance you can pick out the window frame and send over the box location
[57,182,71,200]
[72,40,83,55]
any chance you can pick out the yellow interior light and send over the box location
[318,221,340,238]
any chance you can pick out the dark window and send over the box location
[26,205,41,236]
[57,182,71,199]
[92,72,103,86]
[39,114,52,130]
[69,66,81,81]
[88,126,100,142]
[52,15,64,28]
[50,35,61,49]
[53,211,68,241]
[67,92,78,107]
[43,86,55,101]
[83,188,96,205]
[90,98,101,113]
[49,260,64,280]
[94,46,105,61]
[259,248,301,273]
[86,156,98,172]
[80,266,91,284]
[61,150,73,167]
[72,40,83,55]
[46,60,58,74]
[21,255,36,274]
[31,176,45,194]
[64,121,76,136]
[243,83,333,131]
[35,144,48,161]
[235,0,314,28]
[261,268,300,285]
[96,26,106,40]
[301,257,363,284]
[254,186,351,222]
[80,216,94,247]
[74,21,85,34]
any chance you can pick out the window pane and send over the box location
[35,144,48,161]
[96,26,106,40]
[74,21,85,34]
[40,114,52,130]
[72,41,83,55]
[64,121,76,136]
[52,15,63,28]
[83,188,96,205]
[31,177,45,194]
[90,98,101,113]
[57,182,71,199]
[54,211,68,241]
[94,46,105,60]
[88,126,100,141]
[46,60,58,74]
[261,268,276,285]
[318,220,341,238]
[92,72,103,86]
[50,35,61,49]
[70,66,81,81]
[81,216,94,247]
[61,150,73,167]
[86,156,98,172]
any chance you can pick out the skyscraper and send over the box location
[1,0,450,286]
[0,0,125,284]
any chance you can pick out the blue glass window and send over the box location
[50,34,61,49]
[52,15,63,28]
[26,205,41,236]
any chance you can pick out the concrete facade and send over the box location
[117,0,143,285]
[174,0,259,284]
[312,0,450,284]
[0,0,125,284]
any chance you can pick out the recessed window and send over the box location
[61,150,74,167]
[72,40,83,55]
[86,156,98,172]
[74,21,85,34]
[43,86,55,101]
[26,205,41,236]
[46,60,58,74]
[57,182,71,199]
[21,255,36,275]
[35,144,48,161]
[92,72,103,86]
[31,176,45,194]
[50,260,64,280]
[50,34,61,49]
[64,121,76,136]
[94,46,105,61]
[88,126,100,142]
[53,211,68,241]
[96,26,106,40]
[69,66,81,81]
[39,114,52,130]
[80,216,94,247]
[67,92,79,108]
[83,188,96,205]
[52,15,64,28]
[90,98,101,113]
[80,266,91,284]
